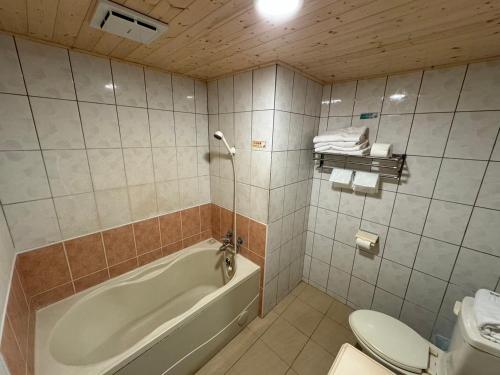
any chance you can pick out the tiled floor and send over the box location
[197,283,357,375]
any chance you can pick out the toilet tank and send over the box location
[443,297,500,375]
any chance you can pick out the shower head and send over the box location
[214,131,223,140]
[213,131,236,156]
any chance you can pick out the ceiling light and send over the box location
[255,0,303,21]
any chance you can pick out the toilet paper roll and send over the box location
[356,237,373,251]
[370,143,392,158]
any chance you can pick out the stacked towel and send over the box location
[474,289,500,344]
[313,127,370,155]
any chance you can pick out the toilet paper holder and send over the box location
[355,230,379,250]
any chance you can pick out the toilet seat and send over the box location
[349,310,430,374]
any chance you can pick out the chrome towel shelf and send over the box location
[313,152,406,182]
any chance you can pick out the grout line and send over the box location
[99,231,112,279]
[67,48,103,234]
[143,66,161,223]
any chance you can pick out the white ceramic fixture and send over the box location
[349,297,500,374]
[36,240,260,375]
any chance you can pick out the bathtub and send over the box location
[35,239,260,375]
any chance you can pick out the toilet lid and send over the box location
[349,310,429,373]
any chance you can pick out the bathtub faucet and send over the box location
[219,231,242,254]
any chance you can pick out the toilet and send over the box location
[349,297,500,375]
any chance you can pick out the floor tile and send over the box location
[227,339,289,375]
[297,283,333,313]
[292,340,335,375]
[311,316,356,356]
[247,311,279,337]
[290,281,307,296]
[196,328,258,374]
[282,298,323,336]
[273,293,296,315]
[262,317,308,365]
[326,298,354,328]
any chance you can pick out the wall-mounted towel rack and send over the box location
[312,152,406,182]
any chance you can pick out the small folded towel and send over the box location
[352,171,379,193]
[313,126,368,143]
[314,141,359,148]
[329,168,353,188]
[315,140,369,153]
[474,289,500,344]
[314,146,371,156]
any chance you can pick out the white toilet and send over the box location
[349,297,500,375]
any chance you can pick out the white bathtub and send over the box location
[35,239,260,375]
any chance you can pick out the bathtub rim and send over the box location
[35,239,260,375]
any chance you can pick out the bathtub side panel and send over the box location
[113,271,259,375]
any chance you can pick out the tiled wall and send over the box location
[208,65,277,224]
[0,33,210,254]
[0,32,213,375]
[303,61,500,344]
[207,64,323,315]
[263,67,322,314]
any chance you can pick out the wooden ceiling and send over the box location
[1,0,500,83]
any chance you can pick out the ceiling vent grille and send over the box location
[90,0,168,44]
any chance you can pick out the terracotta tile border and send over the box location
[0,203,267,375]
[210,204,267,316]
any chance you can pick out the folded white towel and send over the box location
[352,171,379,193]
[329,168,353,188]
[313,126,368,143]
[474,289,500,344]
[314,141,359,148]
[315,140,369,152]
[314,146,371,156]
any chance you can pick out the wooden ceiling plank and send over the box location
[27,0,60,40]
[303,25,500,80]
[183,0,418,75]
[230,0,438,62]
[144,0,254,66]
[0,0,28,34]
[93,32,124,55]
[123,0,162,14]
[52,0,92,45]
[70,0,104,50]
[186,0,493,76]
[289,14,500,70]
[275,3,500,66]
[330,26,500,70]
[140,0,249,65]
[164,0,340,66]
[110,39,142,58]
[1,0,500,82]
[320,34,500,82]
[182,0,418,73]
